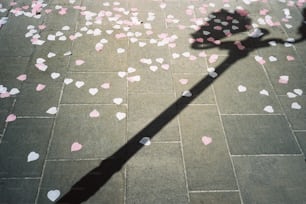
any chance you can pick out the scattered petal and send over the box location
[101,83,110,89]
[113,98,123,105]
[89,88,98,95]
[149,65,158,72]
[127,75,140,82]
[46,107,57,115]
[208,71,218,78]
[36,84,46,91]
[118,72,127,78]
[64,78,73,85]
[201,136,212,146]
[47,190,60,202]
[75,59,85,66]
[238,85,247,92]
[248,28,263,38]
[89,109,100,118]
[260,89,269,96]
[293,89,303,96]
[47,52,56,58]
[287,92,297,98]
[182,90,192,97]
[9,88,20,95]
[179,79,188,85]
[208,54,218,64]
[127,67,136,73]
[269,56,277,62]
[286,55,295,61]
[291,102,302,110]
[139,137,151,146]
[117,48,125,54]
[71,142,83,152]
[6,114,16,122]
[16,74,27,81]
[278,75,289,84]
[264,105,274,113]
[255,55,266,65]
[116,112,126,120]
[51,72,60,79]
[75,81,85,88]
[27,152,39,162]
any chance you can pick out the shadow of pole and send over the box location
[56,53,239,204]
[57,8,306,204]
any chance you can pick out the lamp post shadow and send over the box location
[56,8,306,204]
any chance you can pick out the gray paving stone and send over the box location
[61,72,127,104]
[48,105,126,159]
[222,115,301,155]
[30,30,74,57]
[128,0,164,12]
[0,1,10,18]
[126,143,188,204]
[164,1,197,27]
[127,67,174,93]
[37,160,124,204]
[268,1,303,38]
[262,54,306,95]
[180,105,237,190]
[189,192,241,204]
[170,53,207,73]
[243,0,273,14]
[127,93,179,141]
[69,38,128,72]
[13,82,62,116]
[295,132,306,156]
[43,5,79,31]
[165,27,197,51]
[0,33,35,57]
[256,24,300,60]
[0,13,43,35]
[78,0,127,16]
[0,11,44,57]
[0,97,14,134]
[149,27,208,73]
[0,118,53,178]
[295,43,306,65]
[233,156,306,204]
[25,56,69,84]
[127,39,170,68]
[50,0,82,5]
[0,57,30,81]
[279,96,306,130]
[126,42,173,93]
[0,80,21,134]
[213,57,282,114]
[0,178,40,204]
[173,73,215,104]
[128,11,166,33]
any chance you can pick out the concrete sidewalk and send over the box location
[0,0,306,203]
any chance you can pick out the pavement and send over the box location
[0,0,306,203]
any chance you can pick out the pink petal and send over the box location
[6,114,16,122]
[16,74,27,81]
[201,136,212,146]
[71,142,82,152]
[89,109,100,118]
[36,84,46,91]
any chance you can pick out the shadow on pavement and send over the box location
[56,8,306,204]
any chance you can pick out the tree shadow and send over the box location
[56,8,306,204]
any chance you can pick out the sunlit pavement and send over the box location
[0,0,306,203]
